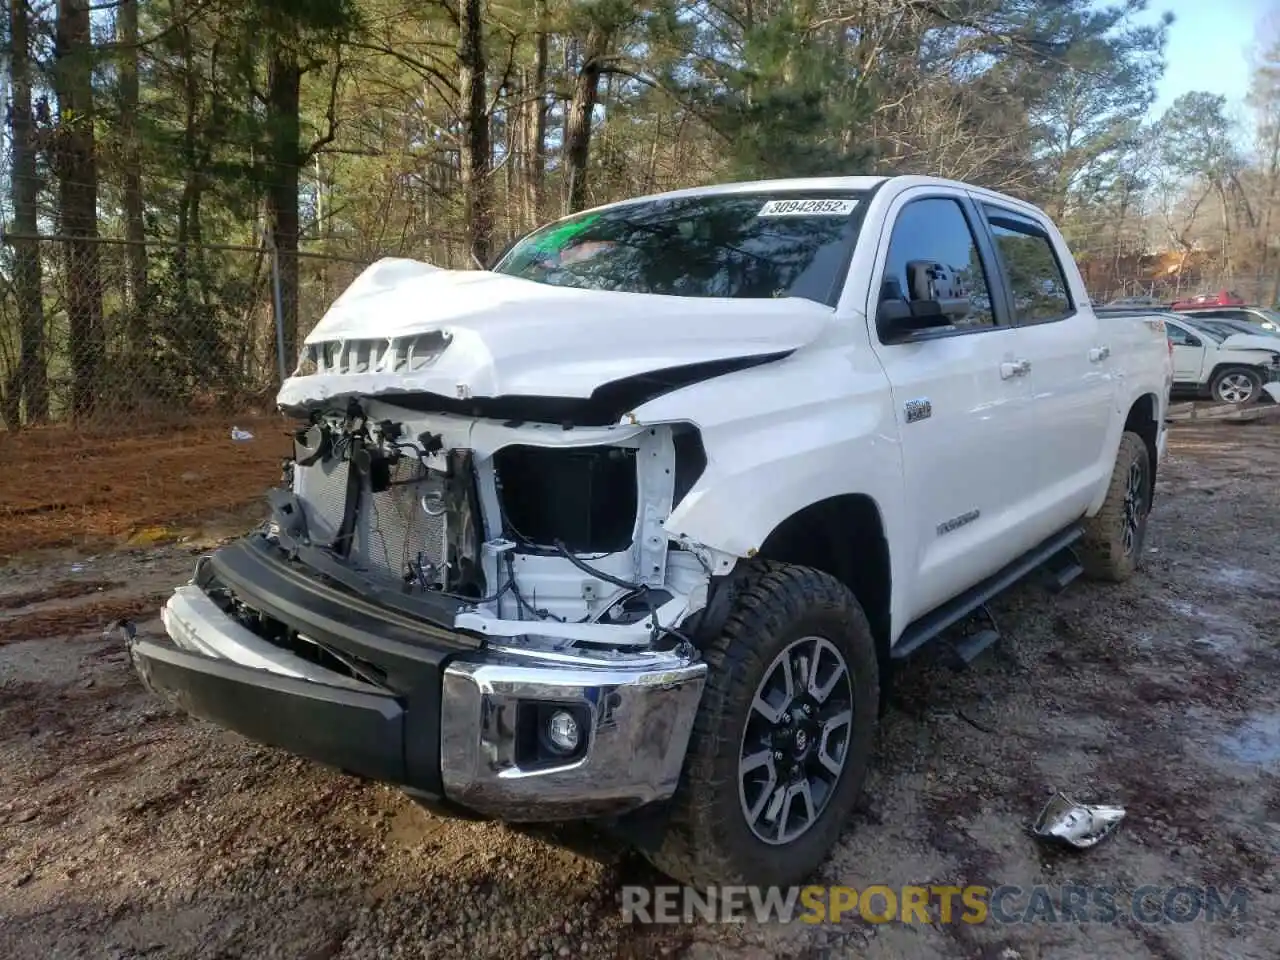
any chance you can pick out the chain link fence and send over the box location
[5,232,1277,432]
[0,234,372,554]
[0,234,372,431]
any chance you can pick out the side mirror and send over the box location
[877,298,953,334]
[877,260,970,339]
[1183,336,1201,348]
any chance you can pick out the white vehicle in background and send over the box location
[1162,313,1280,405]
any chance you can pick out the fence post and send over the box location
[269,235,287,385]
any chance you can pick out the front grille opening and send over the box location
[493,444,638,553]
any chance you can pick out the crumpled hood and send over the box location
[1219,332,1280,352]
[277,258,834,409]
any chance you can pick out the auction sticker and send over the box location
[757,198,858,217]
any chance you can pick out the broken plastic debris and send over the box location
[103,619,137,644]
[1032,792,1125,849]
[230,426,254,441]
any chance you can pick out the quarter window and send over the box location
[984,206,1074,323]
[879,197,996,336]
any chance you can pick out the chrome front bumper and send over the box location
[441,652,706,820]
[148,584,706,820]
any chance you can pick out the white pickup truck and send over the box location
[129,175,1173,887]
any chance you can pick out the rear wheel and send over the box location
[1210,366,1263,405]
[645,562,879,888]
[1080,431,1151,583]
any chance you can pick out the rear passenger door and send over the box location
[863,189,1041,622]
[976,202,1118,527]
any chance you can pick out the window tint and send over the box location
[1166,325,1201,346]
[983,206,1073,323]
[492,192,866,303]
[880,198,995,332]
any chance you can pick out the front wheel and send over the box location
[645,562,879,888]
[1210,366,1264,405]
[1080,431,1152,583]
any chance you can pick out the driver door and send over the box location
[863,190,1041,623]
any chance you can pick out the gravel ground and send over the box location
[1,421,1278,960]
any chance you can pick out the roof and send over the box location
[564,174,1047,225]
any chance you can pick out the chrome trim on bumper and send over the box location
[441,652,706,820]
[161,585,371,691]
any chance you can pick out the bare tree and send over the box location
[118,0,149,355]
[53,0,105,418]
[8,0,48,425]
[457,0,492,263]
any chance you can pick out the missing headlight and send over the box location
[494,444,638,553]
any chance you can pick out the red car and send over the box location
[1169,289,1246,311]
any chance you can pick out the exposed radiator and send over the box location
[293,453,448,586]
[361,457,448,586]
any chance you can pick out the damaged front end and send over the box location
[279,398,716,648]
[129,396,722,821]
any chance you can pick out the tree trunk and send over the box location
[523,4,548,228]
[9,0,48,423]
[564,25,609,214]
[1215,181,1233,278]
[457,0,492,264]
[54,0,104,420]
[118,0,148,355]
[176,18,198,304]
[266,33,302,374]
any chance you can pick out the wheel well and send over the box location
[1124,393,1159,498]
[757,495,891,666]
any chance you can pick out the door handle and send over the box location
[1000,359,1031,379]
[1089,346,1111,362]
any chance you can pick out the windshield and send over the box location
[1221,319,1280,337]
[492,192,869,305]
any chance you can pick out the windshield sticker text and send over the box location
[758,198,858,217]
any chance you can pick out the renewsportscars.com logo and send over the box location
[622,884,1249,926]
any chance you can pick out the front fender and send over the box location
[632,346,913,629]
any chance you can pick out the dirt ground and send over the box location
[1,420,1278,960]
[0,415,291,558]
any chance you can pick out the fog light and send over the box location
[546,710,581,754]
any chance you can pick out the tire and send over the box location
[645,561,879,888]
[1210,366,1264,405]
[1079,431,1152,583]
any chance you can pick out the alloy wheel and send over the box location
[1216,373,1256,404]
[1121,458,1147,557]
[738,635,855,845]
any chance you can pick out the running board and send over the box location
[944,604,1000,670]
[1040,544,1084,594]
[891,524,1084,660]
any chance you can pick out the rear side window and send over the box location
[983,206,1074,323]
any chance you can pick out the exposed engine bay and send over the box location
[265,397,716,655]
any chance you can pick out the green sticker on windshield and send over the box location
[530,212,602,252]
